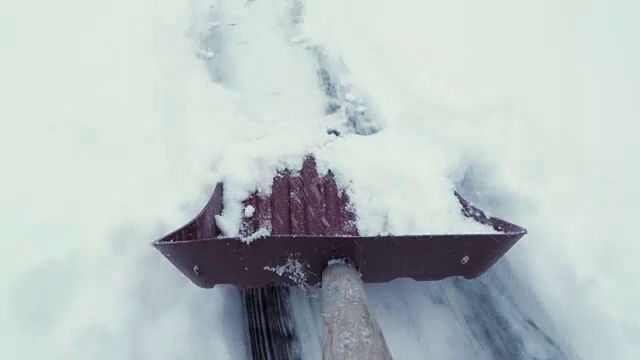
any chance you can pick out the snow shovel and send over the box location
[152,155,527,359]
[153,156,526,288]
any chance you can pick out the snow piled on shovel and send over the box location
[212,123,496,238]
[316,131,496,235]
[201,0,486,238]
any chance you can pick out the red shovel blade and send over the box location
[152,157,526,288]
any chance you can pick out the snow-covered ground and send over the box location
[2,0,638,359]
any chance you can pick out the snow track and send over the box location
[286,264,570,360]
[243,286,300,360]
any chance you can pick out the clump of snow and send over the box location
[240,228,271,244]
[243,205,256,218]
[210,127,330,237]
[264,258,308,287]
[315,130,496,235]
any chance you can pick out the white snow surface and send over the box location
[1,0,639,360]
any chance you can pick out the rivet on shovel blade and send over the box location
[461,256,469,265]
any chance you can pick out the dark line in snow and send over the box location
[308,45,382,137]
